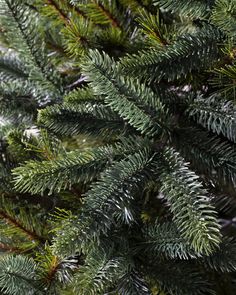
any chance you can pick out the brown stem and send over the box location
[45,256,60,283]
[47,0,86,23]
[46,0,69,23]
[0,242,23,253]
[150,30,169,46]
[0,210,46,243]
[67,1,86,18]
[95,1,121,28]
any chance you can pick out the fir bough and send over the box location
[0,0,236,294]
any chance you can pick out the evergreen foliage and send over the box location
[0,0,236,294]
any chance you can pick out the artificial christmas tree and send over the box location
[1,0,236,294]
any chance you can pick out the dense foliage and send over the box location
[0,0,236,294]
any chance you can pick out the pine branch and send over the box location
[12,147,109,195]
[211,0,236,38]
[148,260,213,295]
[0,0,63,99]
[0,255,42,295]
[1,1,236,294]
[51,138,152,256]
[0,53,28,82]
[81,50,169,137]
[173,127,236,187]
[38,102,125,137]
[116,269,151,295]
[36,248,77,292]
[136,9,169,46]
[0,210,46,243]
[87,1,121,28]
[61,15,94,58]
[46,0,69,23]
[82,148,153,237]
[159,147,221,255]
[211,63,236,100]
[72,249,126,295]
[139,221,197,259]
[213,194,236,215]
[188,95,236,142]
[201,237,236,272]
[121,26,221,83]
[153,0,214,19]
[12,137,149,195]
